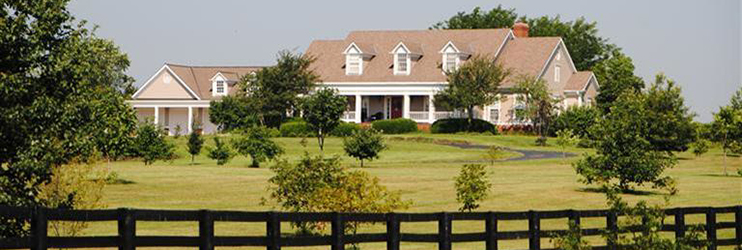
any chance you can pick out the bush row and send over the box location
[370,118,418,134]
[430,118,498,134]
[279,120,362,137]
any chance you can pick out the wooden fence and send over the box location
[0,205,740,250]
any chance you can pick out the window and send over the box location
[346,54,362,75]
[395,52,409,75]
[215,80,225,95]
[554,66,561,82]
[489,108,499,123]
[556,50,561,61]
[443,53,458,72]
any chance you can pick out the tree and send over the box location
[1,0,138,237]
[207,137,233,165]
[556,129,579,159]
[730,86,742,110]
[691,139,710,157]
[209,95,260,131]
[642,74,696,153]
[454,164,492,212]
[710,106,742,175]
[593,50,644,114]
[484,145,508,165]
[549,105,600,139]
[133,121,175,165]
[434,55,509,121]
[343,128,388,167]
[186,124,204,164]
[301,88,347,151]
[432,6,615,70]
[574,92,677,191]
[232,127,284,168]
[239,51,319,128]
[513,75,560,145]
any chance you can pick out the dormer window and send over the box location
[215,80,225,94]
[440,41,468,73]
[392,43,411,75]
[346,54,362,75]
[211,72,229,96]
[344,42,374,76]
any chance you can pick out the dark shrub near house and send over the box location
[371,118,418,134]
[430,118,497,134]
[329,122,362,137]
[548,105,600,138]
[279,121,314,137]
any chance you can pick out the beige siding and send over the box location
[202,108,218,134]
[564,96,580,107]
[135,108,154,123]
[583,78,598,105]
[541,44,576,94]
[137,70,195,99]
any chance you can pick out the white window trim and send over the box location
[345,53,363,75]
[212,77,228,96]
[556,50,561,61]
[442,52,460,73]
[394,52,410,75]
[554,65,561,82]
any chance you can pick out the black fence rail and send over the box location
[0,205,740,250]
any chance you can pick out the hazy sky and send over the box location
[69,0,740,121]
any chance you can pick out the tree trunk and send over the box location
[723,133,728,176]
[318,128,324,152]
[467,105,474,131]
[191,154,194,164]
[360,159,364,168]
[250,156,259,168]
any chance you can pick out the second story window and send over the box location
[554,65,561,82]
[395,52,409,75]
[443,53,458,72]
[215,80,226,95]
[346,54,362,75]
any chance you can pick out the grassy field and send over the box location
[84,133,741,249]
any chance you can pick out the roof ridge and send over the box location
[165,62,268,68]
[348,28,510,33]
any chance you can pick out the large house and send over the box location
[129,23,598,134]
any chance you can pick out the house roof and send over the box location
[564,71,594,91]
[305,29,512,82]
[165,63,263,100]
[494,37,562,87]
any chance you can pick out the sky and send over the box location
[69,0,740,122]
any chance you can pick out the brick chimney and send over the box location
[513,22,529,38]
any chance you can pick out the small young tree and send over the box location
[514,75,560,145]
[133,121,175,165]
[232,127,284,168]
[173,125,182,139]
[186,124,204,164]
[343,128,387,167]
[301,88,347,151]
[484,145,508,165]
[691,139,710,157]
[556,129,580,159]
[710,106,742,175]
[207,137,233,165]
[454,164,491,212]
[434,55,509,121]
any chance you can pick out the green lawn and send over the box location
[86,133,741,249]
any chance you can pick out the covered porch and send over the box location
[341,94,460,124]
[127,100,217,135]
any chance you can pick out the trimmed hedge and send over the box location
[279,121,313,137]
[430,118,497,134]
[371,118,418,134]
[329,122,362,137]
[280,120,362,137]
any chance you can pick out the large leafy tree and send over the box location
[434,55,508,121]
[1,0,137,237]
[209,95,260,131]
[432,6,614,71]
[574,92,676,191]
[300,88,347,151]
[239,51,319,128]
[642,74,696,153]
[513,75,560,145]
[593,50,645,114]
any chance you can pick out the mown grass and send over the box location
[85,133,741,249]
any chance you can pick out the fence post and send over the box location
[331,212,345,250]
[117,208,135,250]
[675,208,685,239]
[31,207,47,250]
[569,209,581,226]
[736,206,742,247]
[438,212,451,250]
[706,208,716,250]
[199,210,214,250]
[528,210,540,250]
[606,211,618,250]
[485,212,498,250]
[267,212,280,250]
[386,213,400,250]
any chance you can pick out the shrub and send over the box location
[207,137,233,165]
[38,164,107,237]
[133,122,175,165]
[329,122,362,137]
[549,105,600,138]
[232,127,284,168]
[371,118,418,134]
[430,118,497,134]
[279,121,314,137]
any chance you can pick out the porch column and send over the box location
[153,106,159,125]
[354,94,362,123]
[428,94,436,123]
[187,106,193,133]
[403,95,410,119]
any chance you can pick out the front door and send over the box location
[391,96,403,119]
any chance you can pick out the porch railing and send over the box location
[409,111,429,121]
[342,111,356,121]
